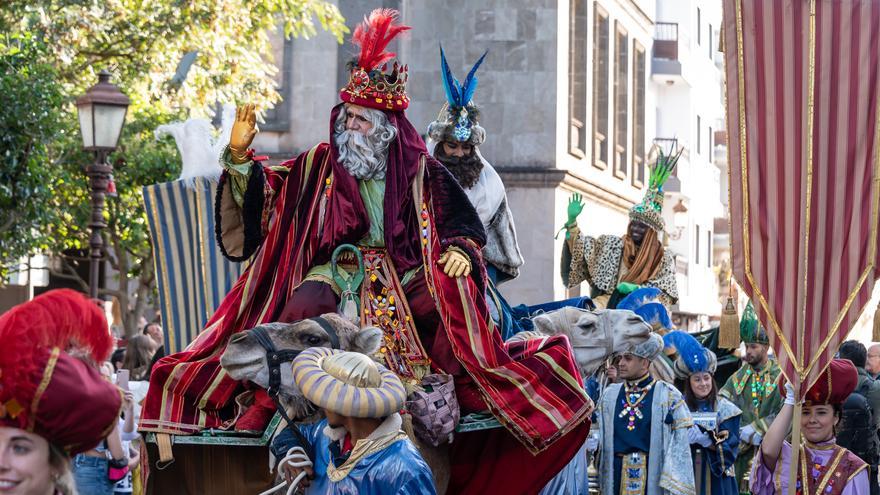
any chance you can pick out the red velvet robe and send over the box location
[140,106,591,493]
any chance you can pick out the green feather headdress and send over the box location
[629,145,684,232]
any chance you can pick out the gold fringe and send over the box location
[719,297,740,349]
[401,411,417,443]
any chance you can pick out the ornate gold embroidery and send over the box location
[620,452,648,495]
[28,347,60,431]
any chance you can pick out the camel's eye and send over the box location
[303,334,323,346]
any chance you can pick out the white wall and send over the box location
[654,0,724,319]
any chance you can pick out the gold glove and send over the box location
[438,247,472,278]
[229,104,258,164]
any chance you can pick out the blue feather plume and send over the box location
[617,287,662,312]
[663,330,710,374]
[634,302,672,330]
[460,50,488,105]
[439,45,488,108]
[439,44,461,107]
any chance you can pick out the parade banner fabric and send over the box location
[722,0,880,395]
[143,179,245,354]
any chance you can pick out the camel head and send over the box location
[220,313,383,417]
[527,307,653,377]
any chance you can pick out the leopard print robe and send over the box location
[561,229,678,307]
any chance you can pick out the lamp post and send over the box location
[667,198,689,241]
[75,70,130,299]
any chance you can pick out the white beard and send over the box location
[335,129,388,180]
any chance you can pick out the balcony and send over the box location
[652,22,684,83]
[654,23,678,59]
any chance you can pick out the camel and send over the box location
[509,306,654,379]
[220,313,382,418]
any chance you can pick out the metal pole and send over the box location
[86,150,112,299]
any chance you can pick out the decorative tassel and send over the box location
[719,296,740,349]
[401,410,417,444]
[872,301,880,342]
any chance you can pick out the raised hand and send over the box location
[566,192,585,226]
[438,248,472,278]
[230,104,258,164]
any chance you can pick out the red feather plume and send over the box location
[0,289,114,433]
[0,290,112,426]
[352,8,411,71]
[0,289,113,365]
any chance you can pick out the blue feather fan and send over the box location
[616,287,662,312]
[633,302,672,330]
[663,331,710,374]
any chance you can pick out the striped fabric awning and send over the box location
[723,0,880,395]
[142,179,244,354]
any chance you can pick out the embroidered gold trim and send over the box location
[620,452,648,495]
[848,463,868,482]
[799,443,846,495]
[28,347,60,431]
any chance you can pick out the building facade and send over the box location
[254,0,727,326]
[653,0,726,329]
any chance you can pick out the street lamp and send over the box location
[76,70,130,299]
[667,198,689,241]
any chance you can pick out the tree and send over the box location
[0,1,347,337]
[0,33,68,279]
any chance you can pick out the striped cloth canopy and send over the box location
[142,179,244,354]
[723,0,880,395]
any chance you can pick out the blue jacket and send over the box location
[272,416,436,495]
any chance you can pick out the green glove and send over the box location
[566,193,584,227]
[616,282,639,295]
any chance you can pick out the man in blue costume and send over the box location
[592,332,695,495]
[271,348,435,494]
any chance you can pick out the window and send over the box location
[707,230,713,266]
[262,36,293,131]
[568,0,588,157]
[697,8,701,45]
[696,115,701,155]
[695,224,701,265]
[632,40,646,187]
[614,22,629,179]
[708,23,713,57]
[593,5,610,169]
[708,126,713,163]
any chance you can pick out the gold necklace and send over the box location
[619,376,655,431]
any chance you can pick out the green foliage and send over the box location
[0,1,346,334]
[0,0,347,115]
[0,33,68,277]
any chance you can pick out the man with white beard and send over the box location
[141,10,593,495]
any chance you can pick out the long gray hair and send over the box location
[333,106,397,180]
